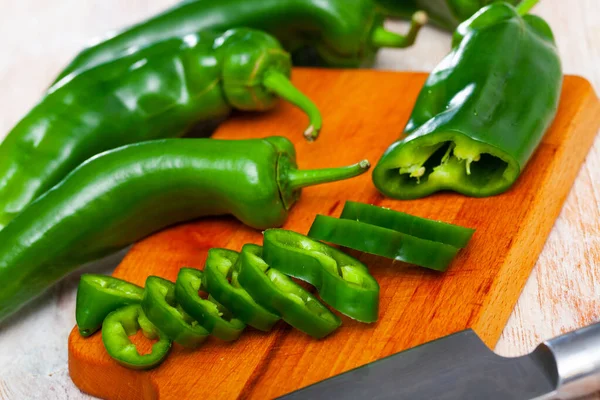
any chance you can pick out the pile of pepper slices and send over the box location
[0,0,561,369]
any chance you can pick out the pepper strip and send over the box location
[102,304,172,370]
[262,229,379,323]
[238,244,341,339]
[308,215,459,271]
[175,268,245,341]
[142,276,209,348]
[76,274,145,337]
[339,201,474,248]
[204,248,280,332]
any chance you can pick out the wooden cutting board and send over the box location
[68,69,600,400]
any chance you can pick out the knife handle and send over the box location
[534,322,600,399]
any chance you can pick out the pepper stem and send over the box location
[287,160,371,192]
[262,70,323,142]
[371,11,428,48]
[516,0,539,15]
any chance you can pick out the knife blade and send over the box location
[279,322,600,400]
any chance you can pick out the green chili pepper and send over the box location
[0,137,369,323]
[238,244,341,339]
[339,201,474,248]
[262,229,379,323]
[372,1,561,199]
[308,215,460,271]
[141,276,209,348]
[174,268,245,341]
[0,29,324,230]
[203,248,281,332]
[52,0,427,81]
[102,304,172,370]
[76,274,145,337]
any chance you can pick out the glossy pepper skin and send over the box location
[142,276,209,348]
[375,0,520,31]
[102,304,172,370]
[262,229,379,323]
[238,244,341,339]
[372,2,561,199]
[175,268,245,341]
[204,248,281,332]
[0,28,323,230]
[0,137,369,323]
[76,274,145,337]
[53,0,427,80]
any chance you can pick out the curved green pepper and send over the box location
[142,276,209,348]
[0,28,322,230]
[76,274,145,337]
[53,0,427,80]
[102,304,172,370]
[203,248,281,332]
[0,137,369,323]
[308,215,459,271]
[238,244,341,339]
[375,0,521,31]
[175,268,245,341]
[372,1,561,199]
[262,229,379,323]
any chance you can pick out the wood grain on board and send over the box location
[68,69,600,399]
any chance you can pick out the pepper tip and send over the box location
[413,11,428,27]
[359,159,371,170]
[303,126,319,142]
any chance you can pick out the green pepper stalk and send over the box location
[203,248,281,332]
[372,1,561,199]
[101,304,172,370]
[0,137,370,323]
[0,28,322,231]
[174,268,246,341]
[52,0,428,81]
[76,274,145,337]
[238,244,341,339]
[262,229,380,323]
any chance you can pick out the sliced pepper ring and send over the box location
[262,229,379,323]
[101,304,172,370]
[339,201,474,248]
[238,244,341,339]
[308,215,459,271]
[203,248,280,332]
[141,276,209,348]
[175,268,245,341]
[76,274,145,337]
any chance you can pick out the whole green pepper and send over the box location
[53,0,427,81]
[203,248,281,332]
[375,0,521,31]
[262,229,379,323]
[102,304,172,370]
[238,244,341,339]
[175,268,245,341]
[0,137,369,322]
[142,276,210,348]
[372,1,561,199]
[0,28,322,230]
[76,274,145,337]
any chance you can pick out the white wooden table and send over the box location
[0,1,598,398]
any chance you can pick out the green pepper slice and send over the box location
[262,229,379,323]
[141,276,209,348]
[238,244,341,339]
[101,304,172,370]
[308,215,459,271]
[339,201,474,248]
[204,248,280,332]
[174,268,245,341]
[75,274,145,337]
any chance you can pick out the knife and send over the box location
[280,322,600,400]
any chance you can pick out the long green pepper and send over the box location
[0,28,324,230]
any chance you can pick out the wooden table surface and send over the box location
[0,1,598,399]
